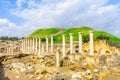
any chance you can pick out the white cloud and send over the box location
[0,18,17,36]
[0,18,36,37]
[2,0,120,37]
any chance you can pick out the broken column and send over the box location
[51,35,54,53]
[70,33,73,54]
[62,34,66,58]
[78,32,82,54]
[56,50,60,67]
[89,31,94,56]
[46,36,49,52]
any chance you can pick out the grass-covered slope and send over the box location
[28,26,120,43]
[28,28,63,38]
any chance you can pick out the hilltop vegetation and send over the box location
[29,28,63,38]
[28,26,120,43]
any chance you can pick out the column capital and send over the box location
[46,35,48,38]
[51,35,54,37]
[69,33,73,36]
[78,32,82,34]
[89,30,94,33]
[62,34,65,36]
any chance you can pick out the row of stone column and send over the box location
[7,46,14,54]
[21,36,54,55]
[62,31,94,56]
[21,31,94,57]
[56,31,94,67]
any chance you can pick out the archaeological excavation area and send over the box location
[0,31,120,80]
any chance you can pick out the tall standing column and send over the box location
[28,39,30,54]
[8,47,10,54]
[38,38,41,56]
[27,39,29,54]
[62,34,66,58]
[21,40,23,53]
[46,36,49,52]
[23,39,25,53]
[11,44,14,54]
[25,39,27,53]
[35,38,38,53]
[89,31,94,56]
[51,35,53,53]
[30,39,32,53]
[32,38,35,53]
[26,39,28,53]
[42,44,45,53]
[70,33,73,54]
[7,47,9,54]
[79,32,82,54]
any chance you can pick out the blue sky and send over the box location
[0,0,120,37]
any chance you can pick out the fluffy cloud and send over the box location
[1,0,120,37]
[0,18,36,37]
[0,19,17,36]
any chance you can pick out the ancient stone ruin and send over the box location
[0,31,120,80]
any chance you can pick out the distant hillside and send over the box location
[28,26,120,43]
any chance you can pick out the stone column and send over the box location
[46,36,49,52]
[32,38,35,53]
[79,32,82,54]
[27,39,30,54]
[23,40,25,53]
[51,35,53,53]
[23,39,25,53]
[7,47,9,54]
[35,38,38,53]
[30,39,32,53]
[11,44,14,54]
[21,40,23,52]
[89,31,94,56]
[70,33,73,54]
[7,46,10,54]
[42,44,45,53]
[26,39,28,53]
[8,47,10,54]
[62,34,66,58]
[25,39,27,53]
[56,51,60,67]
[38,38,41,55]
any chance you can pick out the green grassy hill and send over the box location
[28,28,63,38]
[28,26,120,43]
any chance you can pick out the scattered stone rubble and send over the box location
[1,51,120,80]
